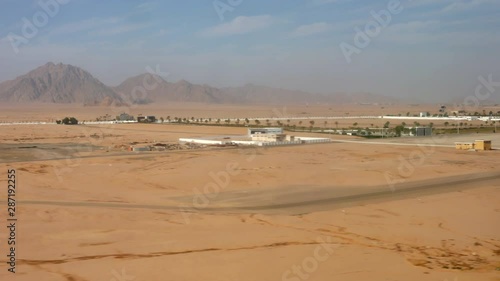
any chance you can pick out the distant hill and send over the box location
[328,92,400,104]
[0,62,124,106]
[113,74,239,104]
[220,84,330,104]
[0,62,401,106]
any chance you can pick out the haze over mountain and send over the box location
[0,63,124,106]
[113,74,239,104]
[0,63,401,106]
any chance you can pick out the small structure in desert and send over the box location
[455,140,492,151]
[455,142,475,150]
[248,127,284,136]
[412,127,432,137]
[474,140,492,150]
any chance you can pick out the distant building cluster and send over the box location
[179,127,331,147]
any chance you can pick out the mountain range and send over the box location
[0,62,400,106]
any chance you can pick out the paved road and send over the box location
[11,172,500,215]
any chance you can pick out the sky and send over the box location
[0,0,499,102]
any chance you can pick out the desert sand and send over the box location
[0,105,499,281]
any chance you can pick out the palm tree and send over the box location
[335,121,339,129]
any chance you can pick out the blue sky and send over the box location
[0,0,499,102]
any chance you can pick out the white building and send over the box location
[248,127,283,136]
[180,127,330,147]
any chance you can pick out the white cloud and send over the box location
[443,0,496,12]
[309,0,349,5]
[51,18,121,35]
[406,0,453,8]
[199,15,273,37]
[388,20,440,32]
[135,1,154,11]
[90,23,151,36]
[291,22,333,37]
[50,17,150,37]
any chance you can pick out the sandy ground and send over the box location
[0,115,499,280]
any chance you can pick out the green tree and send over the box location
[62,117,78,125]
[394,125,404,137]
